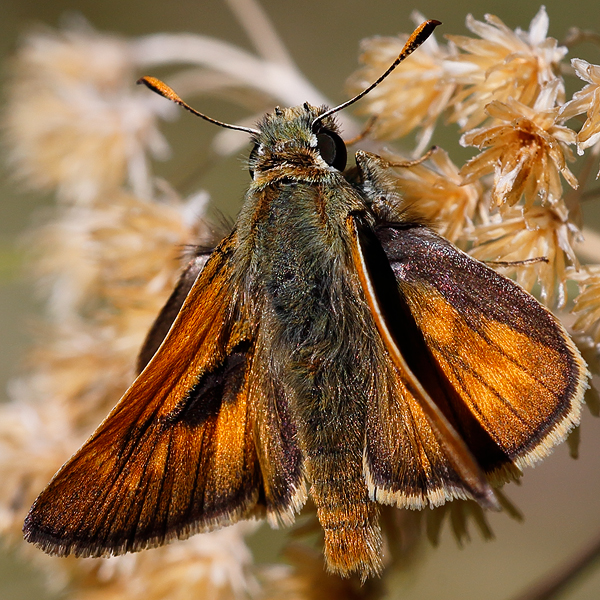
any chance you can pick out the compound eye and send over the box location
[316,130,347,171]
[248,143,259,178]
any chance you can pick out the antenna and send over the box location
[311,19,441,130]
[137,76,260,136]
[138,19,440,137]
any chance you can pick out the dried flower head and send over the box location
[560,59,600,155]
[460,81,577,210]
[447,7,567,129]
[386,147,482,243]
[347,14,457,154]
[0,400,76,543]
[4,23,172,204]
[469,206,580,308]
[72,525,260,600]
[570,266,600,346]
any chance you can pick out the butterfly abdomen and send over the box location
[280,325,383,579]
[313,464,382,578]
[260,220,382,577]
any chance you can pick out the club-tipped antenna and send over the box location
[311,19,441,131]
[137,76,261,136]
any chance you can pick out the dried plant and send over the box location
[2,3,600,600]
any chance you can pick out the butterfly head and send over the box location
[248,103,347,179]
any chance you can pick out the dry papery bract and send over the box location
[459,81,577,211]
[445,7,567,129]
[383,147,481,244]
[570,265,600,345]
[468,205,580,308]
[2,4,600,600]
[561,59,600,156]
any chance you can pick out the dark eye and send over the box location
[317,130,347,171]
[248,143,259,179]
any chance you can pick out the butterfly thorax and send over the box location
[234,103,375,349]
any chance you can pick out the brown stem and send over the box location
[386,145,438,168]
[509,532,600,600]
[578,188,600,202]
[345,116,378,146]
[561,27,600,48]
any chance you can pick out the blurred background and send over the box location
[2,1,600,599]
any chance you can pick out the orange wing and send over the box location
[23,232,304,557]
[136,249,211,373]
[348,217,587,509]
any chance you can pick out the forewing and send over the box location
[23,232,304,557]
[377,224,587,477]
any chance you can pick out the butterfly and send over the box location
[23,20,587,579]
